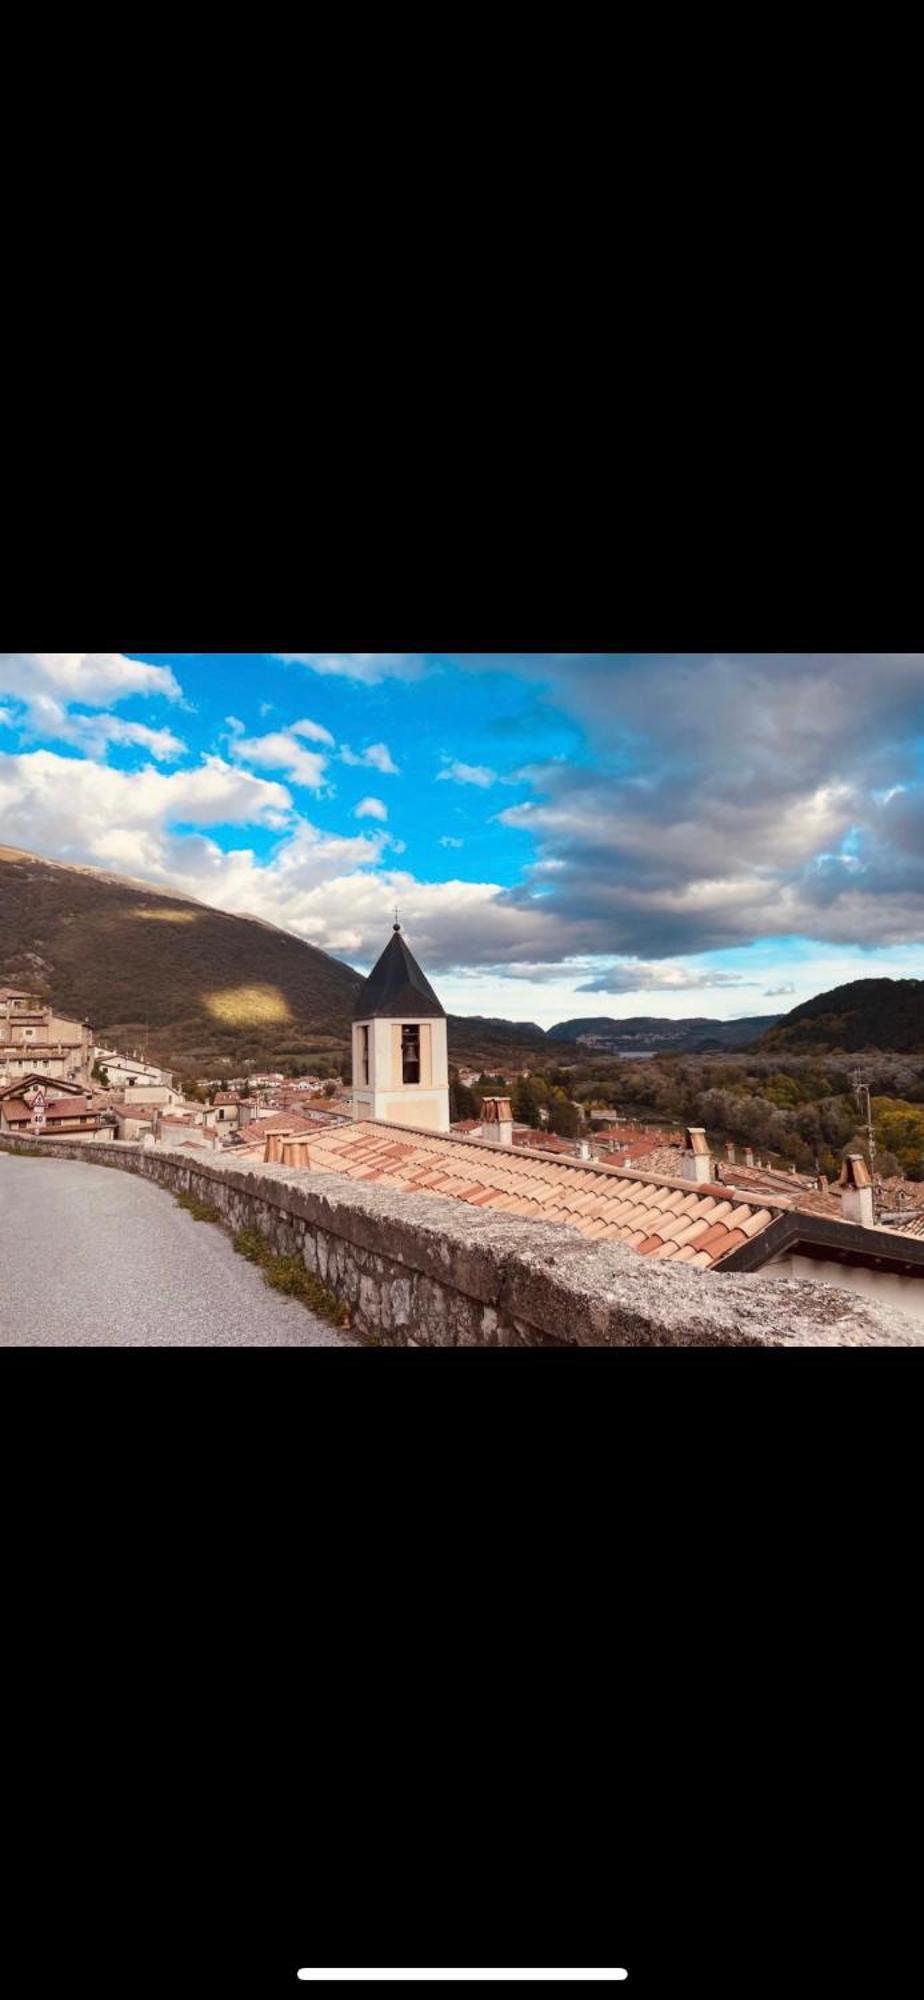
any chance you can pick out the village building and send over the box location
[0,1074,110,1139]
[200,1092,264,1135]
[93,1048,174,1091]
[203,1091,245,1132]
[0,988,93,1084]
[351,923,450,1134]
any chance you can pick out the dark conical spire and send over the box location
[353,925,446,1021]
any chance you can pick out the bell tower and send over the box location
[351,922,450,1133]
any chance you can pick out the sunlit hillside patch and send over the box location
[132,907,198,923]
[204,984,294,1026]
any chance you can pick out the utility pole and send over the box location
[853,1070,878,1210]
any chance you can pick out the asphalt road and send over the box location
[0,1152,357,1346]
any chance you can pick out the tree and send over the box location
[547,1096,580,1139]
[323,1081,337,1098]
[512,1077,541,1127]
[450,1080,478,1122]
[91,1061,110,1088]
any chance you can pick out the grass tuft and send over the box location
[176,1192,221,1224]
[232,1228,349,1326]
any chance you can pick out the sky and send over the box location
[2,651,924,1028]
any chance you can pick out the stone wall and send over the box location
[2,1133,923,1347]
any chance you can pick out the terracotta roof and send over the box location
[716,1161,846,1221]
[232,1108,349,1155]
[881,1209,924,1239]
[0,1073,86,1100]
[513,1130,577,1156]
[620,1144,684,1168]
[289,1120,782,1270]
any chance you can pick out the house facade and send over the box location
[0,1074,108,1139]
[0,989,93,1084]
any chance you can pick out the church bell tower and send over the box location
[351,922,450,1133]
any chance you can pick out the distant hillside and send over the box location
[0,845,569,1078]
[759,978,924,1053]
[548,1013,782,1053]
[0,844,363,1076]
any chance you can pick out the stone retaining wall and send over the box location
[2,1134,922,1346]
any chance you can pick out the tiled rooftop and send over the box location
[882,1209,924,1239]
[715,1161,848,1221]
[292,1121,783,1270]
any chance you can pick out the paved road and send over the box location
[0,1152,356,1346]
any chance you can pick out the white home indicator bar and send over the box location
[297,1975,628,1985]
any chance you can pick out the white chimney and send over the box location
[838,1152,875,1228]
[745,1147,755,1168]
[576,1138,592,1161]
[480,1096,514,1147]
[725,1142,736,1164]
[682,1126,713,1185]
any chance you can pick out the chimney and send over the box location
[838,1152,875,1228]
[575,1138,592,1161]
[725,1141,736,1165]
[745,1147,755,1168]
[682,1126,713,1185]
[480,1096,514,1147]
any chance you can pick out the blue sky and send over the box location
[2,651,923,1026]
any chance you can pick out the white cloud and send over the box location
[226,728,330,793]
[0,654,187,767]
[57,714,186,761]
[575,963,758,995]
[355,796,388,822]
[0,751,293,878]
[0,707,13,727]
[0,652,182,707]
[274,653,425,685]
[436,760,497,788]
[290,717,336,747]
[340,741,400,774]
[440,835,464,849]
[764,984,796,996]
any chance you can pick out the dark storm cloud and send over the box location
[453,655,924,959]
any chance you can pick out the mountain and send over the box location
[547,1013,782,1053]
[0,843,363,1076]
[0,844,569,1078]
[758,978,924,1053]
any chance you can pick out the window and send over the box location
[402,1025,421,1085]
[358,1025,370,1087]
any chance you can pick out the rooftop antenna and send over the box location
[393,907,401,933]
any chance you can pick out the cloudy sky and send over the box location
[2,651,923,1026]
